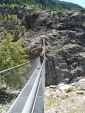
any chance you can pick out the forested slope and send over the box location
[0,0,83,10]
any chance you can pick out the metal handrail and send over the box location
[7,59,45,113]
[22,60,45,113]
[6,38,46,113]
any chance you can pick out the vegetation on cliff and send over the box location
[0,0,83,11]
[0,32,28,89]
[0,12,28,89]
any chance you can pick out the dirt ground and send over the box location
[45,79,85,113]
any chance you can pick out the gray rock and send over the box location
[23,10,85,85]
[77,78,85,90]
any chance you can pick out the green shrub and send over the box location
[0,33,28,89]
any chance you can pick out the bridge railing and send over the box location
[6,59,45,113]
[0,38,46,113]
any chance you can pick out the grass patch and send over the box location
[46,96,57,108]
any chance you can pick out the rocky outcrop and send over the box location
[23,10,85,85]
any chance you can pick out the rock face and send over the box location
[24,10,85,85]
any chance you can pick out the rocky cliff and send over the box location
[23,10,85,85]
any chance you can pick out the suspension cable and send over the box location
[0,61,30,75]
